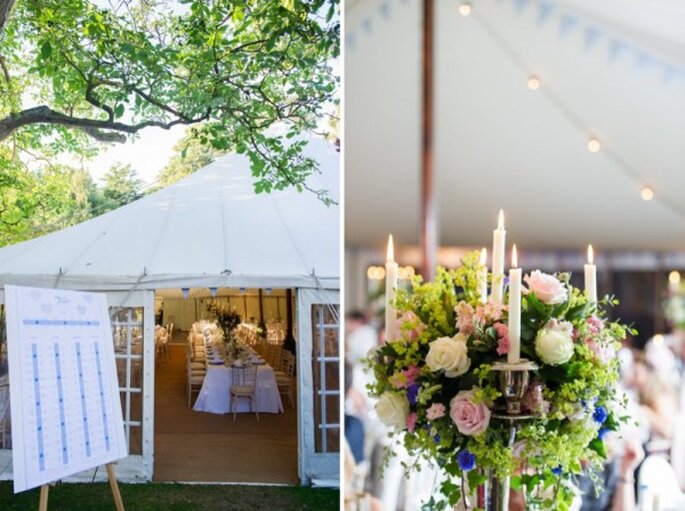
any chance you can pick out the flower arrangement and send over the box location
[367,251,632,510]
[206,301,242,343]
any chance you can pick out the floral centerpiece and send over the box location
[206,301,242,345]
[367,251,632,510]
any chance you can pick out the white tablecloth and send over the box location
[193,363,284,414]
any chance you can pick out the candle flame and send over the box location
[479,247,487,265]
[512,244,518,268]
[497,209,505,230]
[587,244,594,264]
[387,234,395,262]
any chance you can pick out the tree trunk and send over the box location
[0,0,15,35]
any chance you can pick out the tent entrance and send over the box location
[152,288,299,484]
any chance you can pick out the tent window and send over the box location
[311,303,340,454]
[110,307,144,455]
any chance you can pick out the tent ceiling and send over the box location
[345,0,685,250]
[0,134,340,290]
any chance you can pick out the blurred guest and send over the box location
[346,310,379,417]
[630,350,677,441]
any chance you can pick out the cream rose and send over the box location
[535,319,575,365]
[426,334,470,377]
[375,391,410,430]
[524,270,568,304]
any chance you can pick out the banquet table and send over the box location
[193,362,284,414]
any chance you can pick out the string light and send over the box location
[641,186,654,201]
[459,3,472,16]
[399,266,416,280]
[669,271,680,285]
[527,76,540,90]
[587,138,600,153]
[653,334,664,346]
[367,266,386,280]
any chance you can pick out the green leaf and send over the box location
[40,41,52,59]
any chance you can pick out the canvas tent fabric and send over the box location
[0,134,339,291]
[345,0,685,250]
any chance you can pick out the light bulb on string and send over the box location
[587,138,601,153]
[641,186,654,201]
[527,75,540,90]
[459,3,471,16]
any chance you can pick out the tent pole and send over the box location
[284,288,295,354]
[421,0,436,280]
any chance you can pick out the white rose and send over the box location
[426,334,470,377]
[535,319,574,365]
[375,391,409,430]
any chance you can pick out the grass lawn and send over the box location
[0,482,339,510]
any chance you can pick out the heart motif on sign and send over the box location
[41,304,52,314]
[77,305,87,315]
[30,290,41,301]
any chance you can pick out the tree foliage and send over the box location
[0,148,95,245]
[154,127,221,188]
[0,0,339,202]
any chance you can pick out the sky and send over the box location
[87,125,186,186]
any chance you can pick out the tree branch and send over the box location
[0,0,15,35]
[0,105,208,143]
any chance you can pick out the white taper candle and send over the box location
[584,245,597,303]
[385,235,399,341]
[491,210,506,304]
[508,244,521,364]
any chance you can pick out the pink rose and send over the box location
[407,412,418,433]
[524,270,568,305]
[450,389,491,436]
[426,402,446,420]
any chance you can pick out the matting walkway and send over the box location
[153,344,297,483]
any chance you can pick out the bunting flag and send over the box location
[344,0,685,88]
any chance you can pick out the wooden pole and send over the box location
[258,288,264,323]
[105,463,125,511]
[38,484,49,511]
[421,0,437,280]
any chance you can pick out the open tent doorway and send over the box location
[152,287,299,484]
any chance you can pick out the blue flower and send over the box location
[433,434,441,444]
[597,427,609,440]
[592,405,608,425]
[457,449,476,472]
[407,383,420,406]
[551,465,562,476]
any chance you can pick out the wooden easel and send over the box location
[38,463,125,511]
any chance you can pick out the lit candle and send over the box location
[491,210,506,304]
[385,235,399,341]
[584,245,597,303]
[508,245,521,364]
[479,248,488,304]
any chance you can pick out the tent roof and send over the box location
[346,0,685,250]
[0,134,340,290]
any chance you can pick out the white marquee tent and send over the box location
[0,133,340,485]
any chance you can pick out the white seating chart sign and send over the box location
[5,285,127,493]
